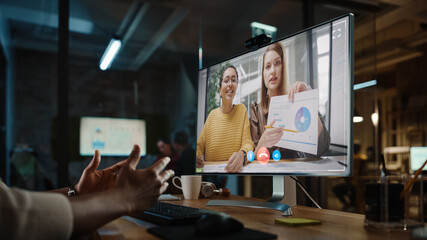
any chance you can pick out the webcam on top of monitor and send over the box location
[244,34,272,50]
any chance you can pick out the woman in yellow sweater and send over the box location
[197,65,254,172]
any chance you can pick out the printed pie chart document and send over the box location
[267,89,319,155]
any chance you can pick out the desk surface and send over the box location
[97,195,412,240]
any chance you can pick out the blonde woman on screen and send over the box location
[197,65,254,172]
[250,42,330,158]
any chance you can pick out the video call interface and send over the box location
[196,15,353,175]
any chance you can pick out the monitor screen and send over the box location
[79,117,147,156]
[196,14,353,176]
[410,147,427,172]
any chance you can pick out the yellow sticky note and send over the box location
[275,218,321,226]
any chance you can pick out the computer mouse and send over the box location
[194,214,244,236]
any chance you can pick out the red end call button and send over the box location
[257,147,270,165]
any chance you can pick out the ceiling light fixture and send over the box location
[371,113,379,127]
[99,38,122,71]
[250,22,277,33]
[354,79,377,90]
[353,109,363,123]
[353,116,364,123]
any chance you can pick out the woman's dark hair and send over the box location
[219,65,239,87]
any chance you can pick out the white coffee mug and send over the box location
[172,175,202,200]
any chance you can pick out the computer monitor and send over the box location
[196,14,354,211]
[79,117,147,157]
[410,147,427,173]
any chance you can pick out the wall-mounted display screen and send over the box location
[79,117,146,156]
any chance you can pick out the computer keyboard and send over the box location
[134,201,212,225]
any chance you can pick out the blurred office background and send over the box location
[1,0,427,213]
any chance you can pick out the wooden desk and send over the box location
[97,195,412,240]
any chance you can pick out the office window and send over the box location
[317,33,330,117]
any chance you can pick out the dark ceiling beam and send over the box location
[355,0,427,41]
[355,28,427,76]
[377,0,411,6]
[405,30,427,48]
[112,0,184,9]
[355,47,422,75]
[130,7,189,71]
[116,1,146,37]
[0,4,93,34]
[117,2,150,58]
[409,12,427,24]
[318,0,380,14]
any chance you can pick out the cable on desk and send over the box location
[290,176,322,209]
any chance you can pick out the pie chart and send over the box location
[294,107,311,132]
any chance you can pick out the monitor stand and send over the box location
[206,176,295,216]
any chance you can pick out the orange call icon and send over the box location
[257,147,270,165]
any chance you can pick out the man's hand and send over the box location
[75,150,126,195]
[115,145,175,213]
[69,145,174,238]
[225,151,244,172]
[196,155,205,168]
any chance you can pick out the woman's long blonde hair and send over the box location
[260,42,288,115]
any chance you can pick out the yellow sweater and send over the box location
[197,104,254,162]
